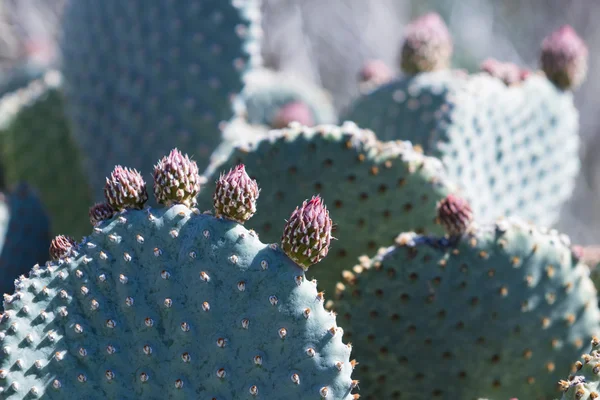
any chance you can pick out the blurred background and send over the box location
[2,0,598,243]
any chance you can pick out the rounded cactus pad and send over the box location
[89,203,116,226]
[60,0,263,201]
[0,158,358,399]
[198,122,456,296]
[558,337,600,399]
[153,148,201,207]
[281,196,333,270]
[540,25,588,90]
[49,235,77,261]
[213,164,260,223]
[436,194,473,236]
[335,218,600,399]
[236,69,337,130]
[104,166,148,211]
[400,13,453,74]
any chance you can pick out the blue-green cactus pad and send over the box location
[343,70,580,227]
[200,122,457,297]
[334,218,600,399]
[0,204,356,399]
[60,0,263,201]
[0,71,92,238]
[0,183,51,297]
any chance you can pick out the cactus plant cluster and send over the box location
[0,2,597,400]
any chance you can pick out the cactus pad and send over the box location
[60,0,263,200]
[0,71,92,238]
[334,218,600,399]
[557,337,600,399]
[0,157,358,399]
[199,122,456,296]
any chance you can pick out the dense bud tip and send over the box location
[49,235,77,261]
[540,25,588,90]
[104,165,148,210]
[281,195,333,270]
[153,148,201,207]
[271,101,315,129]
[213,164,260,223]
[400,12,453,74]
[89,203,115,225]
[436,194,473,236]
[480,58,529,86]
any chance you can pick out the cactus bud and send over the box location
[49,235,77,261]
[436,194,473,237]
[540,25,588,90]
[400,13,453,74]
[281,195,333,270]
[213,164,260,223]
[104,165,148,211]
[359,59,393,85]
[480,58,526,86]
[271,101,314,129]
[153,149,201,207]
[89,203,115,225]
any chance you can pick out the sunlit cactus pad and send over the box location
[0,183,51,297]
[60,0,263,200]
[343,69,580,227]
[0,156,357,399]
[335,218,600,399]
[0,71,92,238]
[199,122,456,296]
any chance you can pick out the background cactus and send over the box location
[0,182,51,297]
[334,214,600,399]
[59,0,263,202]
[0,70,92,238]
[0,150,358,399]
[342,19,583,228]
[199,122,457,297]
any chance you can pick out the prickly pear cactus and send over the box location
[0,71,92,238]
[235,69,337,129]
[0,150,358,399]
[342,20,584,228]
[60,0,263,201]
[557,337,600,399]
[199,122,457,296]
[334,210,600,399]
[0,183,51,297]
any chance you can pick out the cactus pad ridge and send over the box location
[213,164,260,223]
[540,25,588,90]
[153,148,201,208]
[400,12,453,74]
[0,152,358,399]
[334,217,600,399]
[436,194,473,236]
[104,166,148,211]
[281,195,333,270]
[199,122,457,296]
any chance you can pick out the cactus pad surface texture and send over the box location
[334,217,600,399]
[0,183,51,298]
[0,150,358,399]
[199,122,457,296]
[0,71,92,238]
[60,0,263,201]
[558,337,600,399]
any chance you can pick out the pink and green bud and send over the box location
[437,194,473,237]
[540,25,588,90]
[400,13,453,74]
[89,203,115,225]
[480,58,527,86]
[104,165,148,211]
[281,195,333,270]
[271,101,315,129]
[213,164,260,223]
[153,148,201,207]
[49,235,77,261]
